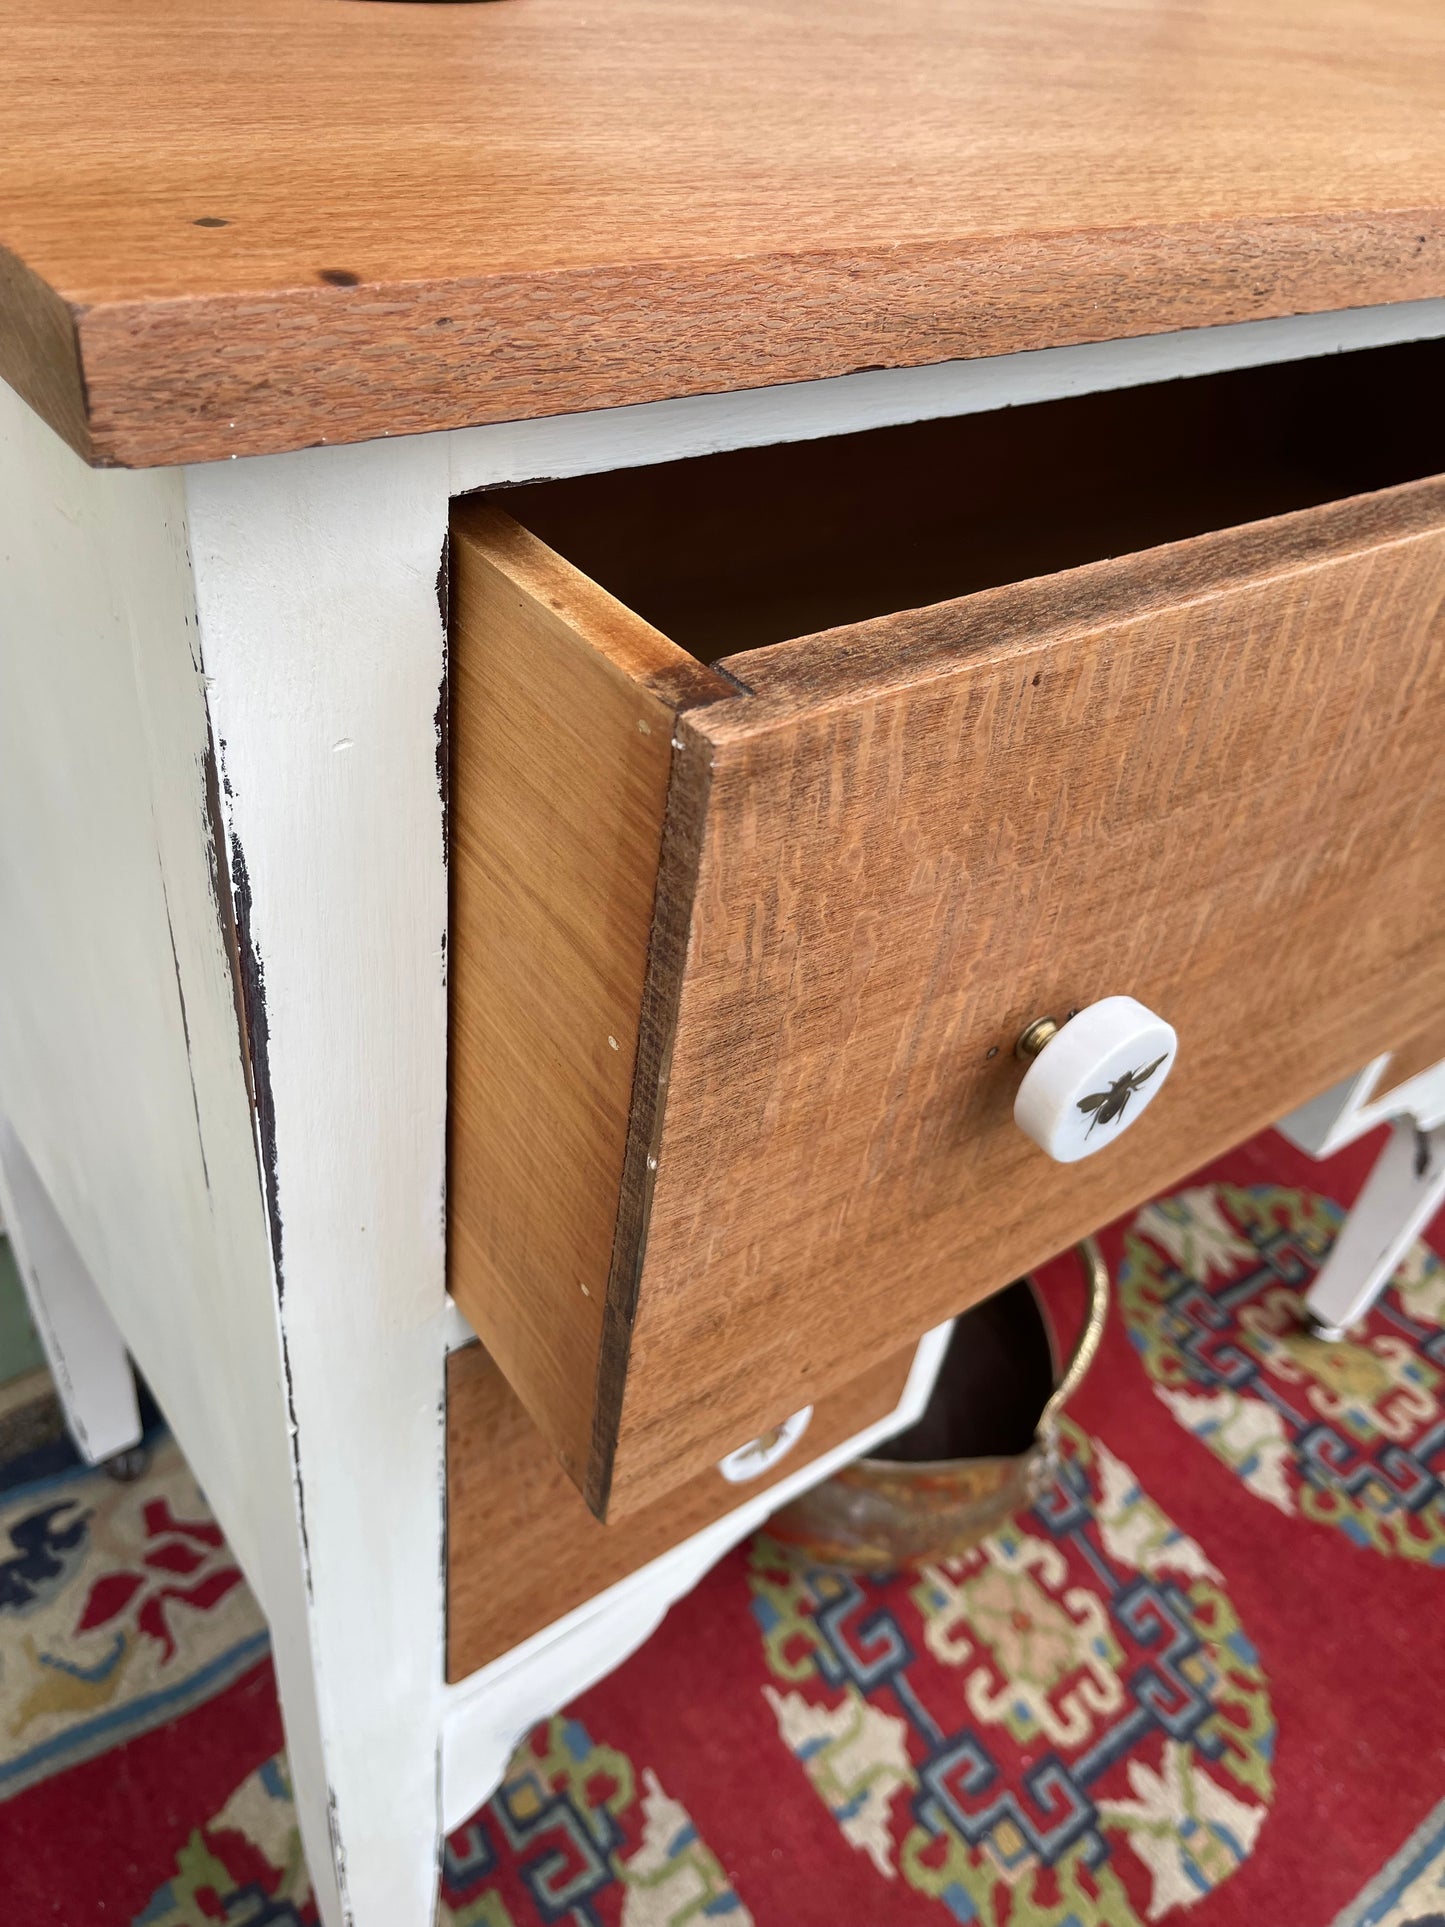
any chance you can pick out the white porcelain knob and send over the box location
[1014,996,1176,1164]
[717,1406,813,1482]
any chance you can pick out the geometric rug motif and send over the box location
[136,1718,753,1927]
[0,1434,268,1799]
[134,1753,312,1926]
[129,1419,1284,1927]
[748,1421,1276,1925]
[1121,1184,1445,1564]
[442,1716,753,1927]
[4,1128,1443,1927]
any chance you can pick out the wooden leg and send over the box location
[0,1113,141,1462]
[1304,1117,1445,1339]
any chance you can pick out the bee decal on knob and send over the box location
[1077,1055,1170,1137]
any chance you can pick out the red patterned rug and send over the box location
[3,1127,1444,1925]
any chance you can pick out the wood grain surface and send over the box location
[447,505,729,1490]
[450,358,1445,1518]
[445,1337,914,1682]
[602,481,1445,1514]
[2,0,1444,465]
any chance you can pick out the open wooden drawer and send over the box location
[448,341,1445,1519]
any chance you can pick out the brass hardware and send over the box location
[1037,1237,1109,1436]
[1015,1015,1060,1062]
[767,1239,1111,1569]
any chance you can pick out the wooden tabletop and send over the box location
[3,0,1443,469]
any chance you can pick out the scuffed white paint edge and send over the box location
[439,1317,953,1829]
[0,378,297,1610]
[185,432,453,1927]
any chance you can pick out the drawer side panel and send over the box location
[447,509,694,1489]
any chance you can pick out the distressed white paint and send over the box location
[4,296,1443,1927]
[185,432,453,1927]
[1304,1119,1445,1338]
[0,381,301,1591]
[0,376,339,1918]
[440,1318,952,1830]
[0,1115,141,1460]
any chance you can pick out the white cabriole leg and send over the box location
[0,382,351,1925]
[1,382,449,1927]
[186,436,454,1927]
[1278,1051,1445,1340]
[0,1115,141,1461]
[1305,1118,1445,1339]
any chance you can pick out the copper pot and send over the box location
[768,1239,1108,1570]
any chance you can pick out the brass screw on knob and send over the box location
[1015,1015,1061,1063]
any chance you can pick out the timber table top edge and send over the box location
[2,0,1443,468]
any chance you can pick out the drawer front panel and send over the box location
[617,483,1445,1512]
[449,478,1445,1518]
[446,1337,916,1683]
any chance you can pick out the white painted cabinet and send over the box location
[3,295,1444,1924]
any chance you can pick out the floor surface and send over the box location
[3,1127,1443,1926]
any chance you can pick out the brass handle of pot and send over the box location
[1037,1237,1110,1439]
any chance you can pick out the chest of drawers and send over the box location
[2,2,1444,1921]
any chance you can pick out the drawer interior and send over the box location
[489,339,1443,662]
